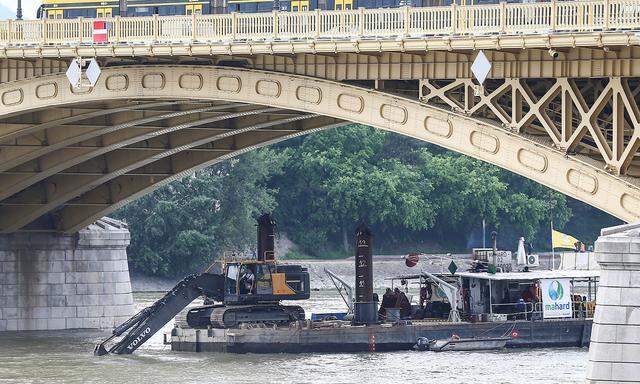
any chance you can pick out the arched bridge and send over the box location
[1,1,640,233]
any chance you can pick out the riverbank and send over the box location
[131,251,570,292]
[130,254,475,292]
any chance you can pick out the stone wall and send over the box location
[0,218,135,331]
[586,222,640,383]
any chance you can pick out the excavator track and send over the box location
[208,305,305,328]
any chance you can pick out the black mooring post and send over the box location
[354,223,377,325]
[257,214,275,261]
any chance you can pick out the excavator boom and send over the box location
[94,273,224,355]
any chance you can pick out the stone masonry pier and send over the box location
[586,222,640,383]
[0,218,135,331]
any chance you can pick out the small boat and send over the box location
[414,335,510,352]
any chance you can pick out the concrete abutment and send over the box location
[587,222,640,383]
[0,218,135,331]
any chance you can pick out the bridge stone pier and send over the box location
[587,223,640,383]
[0,218,134,331]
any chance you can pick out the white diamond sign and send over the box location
[86,59,101,87]
[66,59,82,88]
[471,50,491,85]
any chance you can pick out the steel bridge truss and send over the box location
[420,76,640,178]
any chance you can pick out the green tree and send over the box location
[214,150,287,251]
[115,124,616,276]
[114,149,286,277]
[272,125,437,252]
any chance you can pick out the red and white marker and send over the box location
[93,21,108,43]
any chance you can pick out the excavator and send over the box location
[94,214,310,356]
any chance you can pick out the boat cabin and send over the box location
[386,269,599,322]
[456,270,599,322]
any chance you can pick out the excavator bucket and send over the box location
[94,343,109,356]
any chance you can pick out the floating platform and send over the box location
[168,318,592,353]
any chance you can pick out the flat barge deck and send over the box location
[169,318,592,353]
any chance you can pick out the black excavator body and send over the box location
[94,214,310,356]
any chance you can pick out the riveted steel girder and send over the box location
[0,65,639,233]
[0,106,287,202]
[0,114,338,231]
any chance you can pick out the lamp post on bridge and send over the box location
[16,0,22,20]
[119,0,127,17]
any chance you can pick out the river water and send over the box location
[0,290,588,384]
[0,258,588,384]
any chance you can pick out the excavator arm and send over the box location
[94,272,224,356]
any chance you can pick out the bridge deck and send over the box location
[1,1,640,58]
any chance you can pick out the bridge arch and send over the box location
[0,65,638,233]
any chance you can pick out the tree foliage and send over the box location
[115,125,617,276]
[113,150,286,277]
[272,126,575,255]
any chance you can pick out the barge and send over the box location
[168,267,598,353]
[96,217,600,356]
[167,233,600,354]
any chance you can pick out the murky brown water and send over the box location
[0,289,588,384]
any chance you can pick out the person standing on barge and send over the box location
[394,287,412,319]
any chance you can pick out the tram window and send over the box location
[344,4,351,8]
[336,4,342,9]
[292,5,299,10]
[238,3,258,12]
[66,9,93,18]
[134,7,151,16]
[160,6,177,15]
[257,2,273,12]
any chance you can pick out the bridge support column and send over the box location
[586,223,640,383]
[0,219,135,331]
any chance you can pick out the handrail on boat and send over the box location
[489,300,595,320]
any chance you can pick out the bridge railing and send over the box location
[1,0,640,46]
